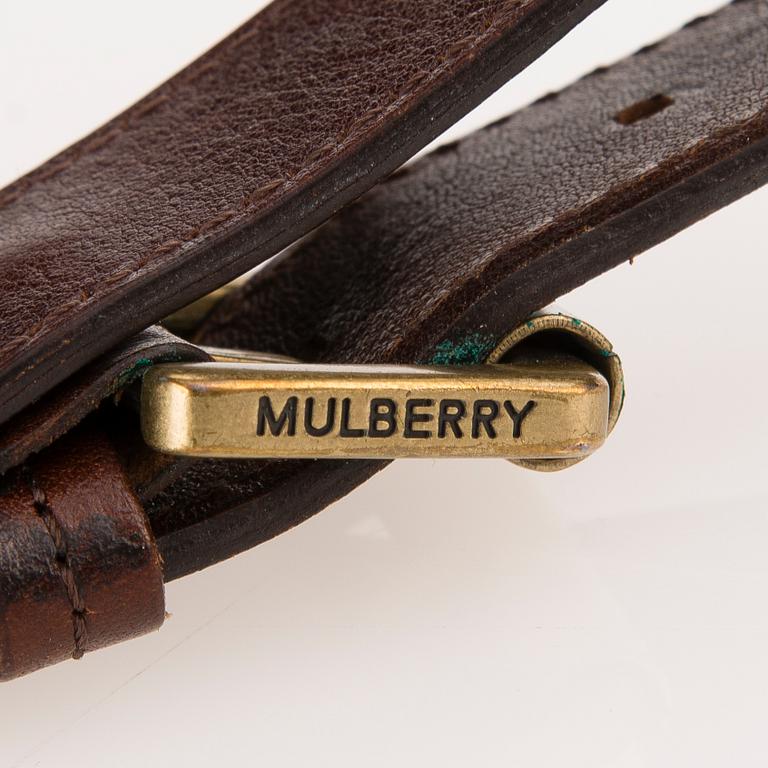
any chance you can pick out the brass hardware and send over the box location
[487,309,625,472]
[204,347,301,366]
[141,360,609,460]
[143,304,624,466]
[141,364,610,462]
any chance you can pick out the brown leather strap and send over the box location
[3,0,768,677]
[0,424,165,680]
[0,326,210,475]
[0,0,605,427]
[148,0,768,578]
[202,0,768,366]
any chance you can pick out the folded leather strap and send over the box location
[0,426,164,680]
[152,0,768,578]
[0,0,607,681]
[0,327,210,476]
[3,0,768,679]
[0,0,606,427]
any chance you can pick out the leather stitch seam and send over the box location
[23,470,88,660]
[0,0,750,366]
[0,1,519,221]
[85,10,517,287]
[4,0,744,216]
[0,1,524,358]
[381,0,746,184]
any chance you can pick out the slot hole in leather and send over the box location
[614,93,674,125]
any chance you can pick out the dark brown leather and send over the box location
[0,424,165,680]
[0,0,606,427]
[3,0,768,678]
[201,0,768,366]
[0,326,210,475]
[146,0,768,579]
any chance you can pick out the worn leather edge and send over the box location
[0,326,210,476]
[157,129,768,580]
[146,0,768,579]
[0,424,165,680]
[0,0,606,427]
[445,124,768,350]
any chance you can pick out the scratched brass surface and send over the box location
[487,309,625,472]
[141,360,609,460]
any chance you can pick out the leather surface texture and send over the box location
[2,0,768,678]
[146,0,768,579]
[0,326,210,476]
[0,425,165,681]
[0,0,606,427]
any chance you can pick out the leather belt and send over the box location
[1,0,767,680]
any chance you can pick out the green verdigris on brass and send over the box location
[429,332,496,366]
[116,357,154,390]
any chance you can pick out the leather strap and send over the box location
[0,0,605,427]
[0,326,210,476]
[0,0,607,680]
[151,0,768,578]
[0,424,165,681]
[2,0,768,678]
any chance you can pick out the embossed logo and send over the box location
[255,396,536,440]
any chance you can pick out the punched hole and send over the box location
[614,93,674,126]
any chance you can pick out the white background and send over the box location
[1,2,767,766]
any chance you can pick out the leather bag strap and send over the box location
[150,0,768,578]
[0,0,605,426]
[0,424,165,680]
[2,0,767,679]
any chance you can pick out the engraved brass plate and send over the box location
[141,360,609,460]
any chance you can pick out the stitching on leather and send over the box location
[0,0,518,220]
[187,60,218,84]
[380,0,742,181]
[0,1,524,347]
[131,94,170,120]
[120,3,522,269]
[230,27,261,51]
[0,0,748,365]
[23,469,88,660]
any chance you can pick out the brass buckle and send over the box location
[143,309,624,470]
